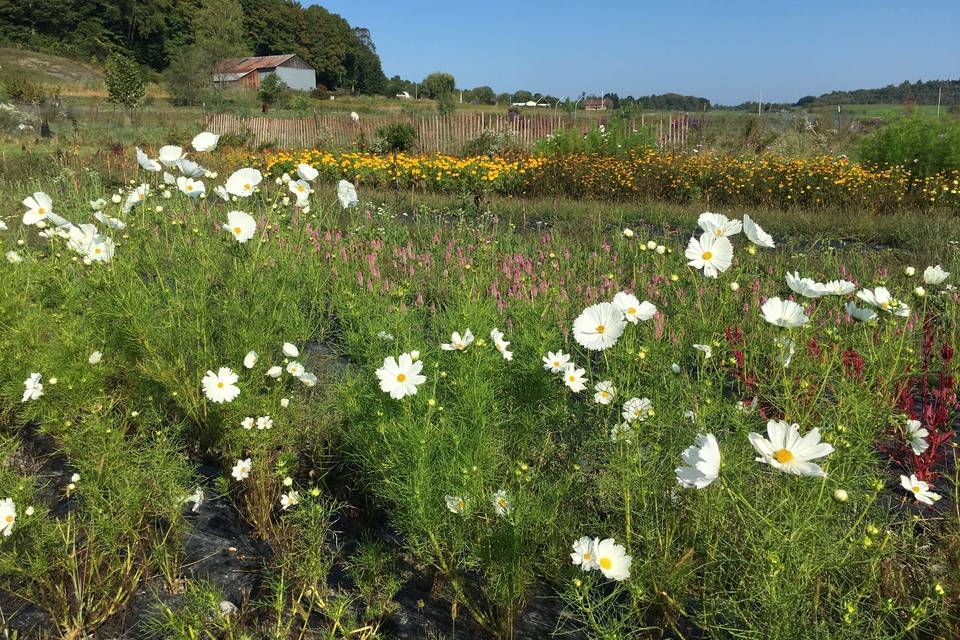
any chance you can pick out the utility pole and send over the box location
[758,92,762,116]
[937,86,942,117]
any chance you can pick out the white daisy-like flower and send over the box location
[192,131,220,152]
[573,302,626,351]
[6,251,22,264]
[570,536,599,571]
[176,158,206,178]
[176,176,205,198]
[256,416,273,430]
[224,211,256,243]
[542,350,571,373]
[445,495,466,514]
[857,287,909,317]
[675,433,721,489]
[593,380,616,405]
[844,301,878,323]
[299,372,318,386]
[286,361,305,377]
[698,211,742,238]
[185,487,204,512]
[822,279,857,296]
[283,342,300,358]
[685,232,733,278]
[610,422,634,443]
[900,474,940,505]
[297,163,319,182]
[693,343,713,359]
[225,168,263,197]
[201,367,240,403]
[375,353,426,399]
[923,265,950,285]
[622,397,652,423]
[562,364,587,393]
[761,297,808,328]
[742,214,775,248]
[490,328,513,361]
[337,180,359,208]
[21,373,43,402]
[289,178,312,205]
[594,538,631,581]
[0,498,16,537]
[280,490,300,510]
[491,489,512,517]
[243,351,258,369]
[749,419,834,477]
[22,192,55,227]
[231,458,252,481]
[241,417,255,430]
[905,419,929,455]
[441,329,474,351]
[612,291,656,324]
[785,272,828,298]
[88,351,103,365]
[94,212,126,230]
[267,366,283,378]
[158,145,185,167]
[135,147,161,172]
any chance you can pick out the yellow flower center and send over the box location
[599,557,612,570]
[773,448,794,464]
[568,374,575,382]
[38,207,46,215]
[702,251,713,260]
[498,498,507,509]
[4,515,12,523]
[234,226,242,234]
[715,229,723,236]
[600,391,609,398]
[217,382,224,389]
[186,185,193,191]
[583,551,593,561]
[396,373,406,382]
[912,485,920,493]
[298,185,305,192]
[553,360,560,367]
[95,248,102,255]
[627,307,636,315]
[595,324,606,334]
[243,183,251,190]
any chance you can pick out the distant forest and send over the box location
[803,79,959,107]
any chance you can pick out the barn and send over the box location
[213,55,316,92]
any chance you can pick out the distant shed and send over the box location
[214,54,316,91]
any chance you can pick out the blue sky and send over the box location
[309,1,959,105]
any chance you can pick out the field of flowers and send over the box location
[260,148,960,212]
[0,134,959,639]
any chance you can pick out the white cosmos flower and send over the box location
[749,420,834,477]
[698,211,742,238]
[594,538,631,581]
[123,184,150,213]
[441,329,474,351]
[593,380,616,405]
[21,373,43,402]
[774,336,795,367]
[224,211,256,243]
[562,364,587,393]
[243,351,258,369]
[822,279,856,296]
[214,185,230,201]
[256,415,274,430]
[610,422,634,443]
[905,419,929,455]
[675,433,721,489]
[176,158,206,178]
[135,147,161,171]
[542,350,571,373]
[297,163,319,182]
[225,168,263,197]
[612,291,656,324]
[192,131,220,152]
[163,171,176,185]
[185,487,204,512]
[158,145,184,167]
[231,458,252,481]
[6,251,22,264]
[280,490,300,510]
[742,214,775,248]
[845,301,878,322]
[900,474,940,505]
[22,192,55,226]
[283,342,300,357]
[693,343,713,359]
[241,416,255,430]
[201,367,240,403]
[267,366,283,378]
[685,232,733,278]
[0,498,15,536]
[88,351,103,365]
[376,353,426,399]
[491,489,512,516]
[490,328,513,361]
[761,297,809,328]
[289,178,312,202]
[286,361,305,377]
[299,372,318,386]
[94,212,126,230]
[445,495,466,514]
[351,111,360,122]
[570,536,600,571]
[856,287,909,317]
[177,176,205,198]
[337,180,359,208]
[785,272,828,298]
[573,302,626,351]
[622,397,652,422]
[923,265,950,285]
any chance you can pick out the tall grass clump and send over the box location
[858,114,960,177]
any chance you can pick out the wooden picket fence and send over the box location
[203,111,695,152]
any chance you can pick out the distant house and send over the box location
[584,98,612,111]
[396,90,412,99]
[214,55,316,92]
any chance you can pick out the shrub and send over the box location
[858,114,960,177]
[1,71,49,103]
[374,122,416,153]
[104,53,145,110]
[258,73,287,113]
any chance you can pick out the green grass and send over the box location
[0,147,958,638]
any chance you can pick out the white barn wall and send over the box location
[267,66,316,91]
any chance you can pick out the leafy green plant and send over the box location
[858,114,960,176]
[374,122,417,153]
[105,53,145,110]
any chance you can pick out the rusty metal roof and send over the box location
[216,55,299,75]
